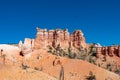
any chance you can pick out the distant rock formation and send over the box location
[18,38,34,49]
[24,38,34,49]
[34,27,86,49]
[21,27,120,58]
[96,45,120,57]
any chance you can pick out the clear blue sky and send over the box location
[0,0,120,46]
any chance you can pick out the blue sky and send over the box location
[0,0,120,46]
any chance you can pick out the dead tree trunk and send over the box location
[59,65,64,80]
[2,54,6,65]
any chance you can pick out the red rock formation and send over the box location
[34,27,86,49]
[105,47,108,56]
[34,28,47,49]
[109,46,114,56]
[70,30,86,49]
[96,47,102,57]
[118,46,120,57]
[96,45,120,57]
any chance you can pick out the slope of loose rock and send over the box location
[0,64,57,80]
[28,49,120,80]
[0,44,120,80]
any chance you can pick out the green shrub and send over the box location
[21,64,29,70]
[34,67,39,70]
[48,46,53,53]
[106,63,112,71]
[86,71,96,80]
[69,52,76,59]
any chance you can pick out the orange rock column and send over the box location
[96,47,101,58]
[105,47,108,56]
[108,46,114,57]
[118,46,120,57]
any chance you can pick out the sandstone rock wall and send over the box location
[70,30,86,49]
[34,27,86,49]
[19,38,34,49]
[96,45,120,57]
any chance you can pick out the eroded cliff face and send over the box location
[96,46,120,57]
[34,27,86,49]
[18,38,34,49]
[70,30,86,49]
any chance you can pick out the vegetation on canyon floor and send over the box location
[48,44,120,76]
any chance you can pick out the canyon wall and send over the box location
[34,27,86,49]
[96,46,120,57]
